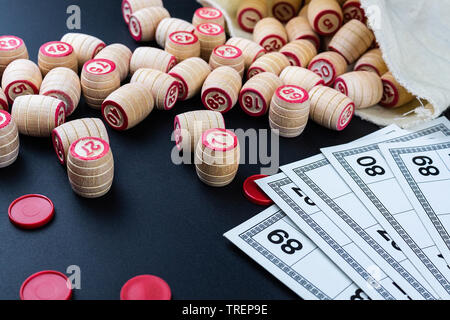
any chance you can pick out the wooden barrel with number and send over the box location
[209,45,245,77]
[130,68,179,110]
[1,59,42,104]
[169,57,211,101]
[81,59,121,110]
[11,95,66,137]
[193,7,225,27]
[61,33,106,69]
[38,41,78,76]
[52,118,109,166]
[236,0,268,33]
[239,72,283,117]
[102,83,154,130]
[194,23,227,61]
[247,52,290,79]
[195,128,240,187]
[201,66,242,113]
[269,85,310,138]
[174,110,225,152]
[280,66,324,91]
[253,17,287,53]
[165,31,201,62]
[308,51,347,86]
[0,35,29,76]
[67,137,114,198]
[0,110,20,168]
[40,67,81,117]
[226,37,266,70]
[130,47,176,74]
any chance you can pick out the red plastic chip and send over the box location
[20,271,72,300]
[120,275,172,300]
[243,175,274,206]
[8,194,55,229]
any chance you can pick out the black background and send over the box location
[0,0,448,300]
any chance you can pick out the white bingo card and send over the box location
[322,117,450,298]
[380,138,450,266]
[257,173,413,300]
[281,153,438,300]
[224,205,365,300]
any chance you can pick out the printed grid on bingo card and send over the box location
[224,206,365,300]
[259,175,404,300]
[383,140,450,265]
[281,154,437,300]
[322,120,450,298]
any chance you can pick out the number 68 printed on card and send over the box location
[380,137,450,268]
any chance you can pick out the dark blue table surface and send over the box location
[0,0,448,300]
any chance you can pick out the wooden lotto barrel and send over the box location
[80,59,121,110]
[209,45,245,77]
[52,118,109,166]
[130,47,176,74]
[0,110,19,168]
[128,6,170,42]
[354,49,388,76]
[168,57,211,101]
[61,33,106,69]
[0,35,29,76]
[334,71,383,109]
[11,95,66,137]
[67,137,114,199]
[1,59,42,104]
[201,66,242,113]
[247,52,290,79]
[236,0,268,33]
[307,0,343,36]
[328,19,374,64]
[156,18,196,49]
[280,66,324,91]
[379,72,415,108]
[285,16,320,50]
[194,23,227,61]
[165,31,201,62]
[195,128,240,187]
[122,0,163,24]
[269,85,310,138]
[130,68,179,110]
[38,41,78,76]
[102,83,155,130]
[174,110,225,152]
[280,39,317,68]
[95,44,133,82]
[272,0,302,23]
[226,37,266,70]
[40,67,81,117]
[192,7,225,27]
[308,51,347,86]
[253,17,287,53]
[239,72,283,117]
[342,0,365,23]
[308,85,355,131]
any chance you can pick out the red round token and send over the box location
[243,175,274,206]
[8,194,55,229]
[20,271,72,300]
[120,275,171,300]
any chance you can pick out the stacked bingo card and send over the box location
[280,130,439,300]
[321,117,450,298]
[256,171,418,300]
[380,138,450,267]
[225,205,366,300]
